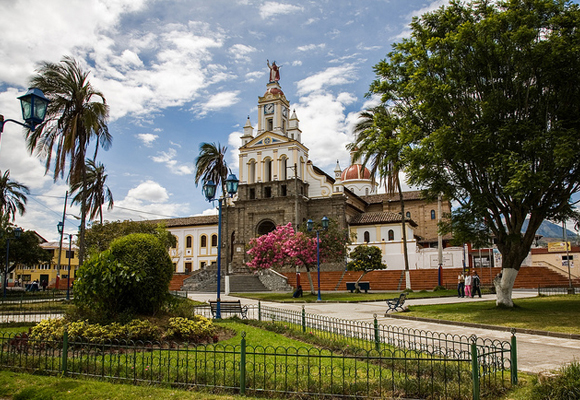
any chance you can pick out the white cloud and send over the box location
[260,2,304,19]
[229,44,257,63]
[199,91,241,115]
[136,133,158,147]
[297,44,326,52]
[126,180,169,203]
[296,64,358,96]
[245,71,264,82]
[294,91,357,168]
[151,148,193,175]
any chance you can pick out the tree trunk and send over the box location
[398,180,411,290]
[355,271,368,292]
[304,265,316,294]
[494,267,518,307]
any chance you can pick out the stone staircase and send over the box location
[176,267,287,293]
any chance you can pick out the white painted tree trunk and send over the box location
[405,269,411,290]
[494,268,519,307]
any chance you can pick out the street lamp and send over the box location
[0,87,50,137]
[202,173,239,319]
[307,216,329,301]
[57,223,76,300]
[3,227,22,298]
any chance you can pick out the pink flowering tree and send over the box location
[246,223,319,293]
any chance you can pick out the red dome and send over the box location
[341,164,371,181]
[265,87,284,96]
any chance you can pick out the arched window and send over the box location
[364,231,370,243]
[406,211,411,219]
[388,230,395,241]
[211,234,218,247]
[280,156,288,180]
[431,210,436,220]
[264,158,272,182]
[200,235,207,248]
[248,160,256,184]
[186,236,192,248]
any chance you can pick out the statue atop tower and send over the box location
[267,59,281,83]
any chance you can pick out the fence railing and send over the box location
[0,298,516,399]
[0,329,510,400]
[0,291,70,324]
[193,302,516,399]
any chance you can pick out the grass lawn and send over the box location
[0,370,260,400]
[232,289,463,303]
[406,295,580,334]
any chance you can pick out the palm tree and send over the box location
[70,159,113,224]
[194,143,233,273]
[348,105,412,289]
[0,170,29,221]
[194,143,229,197]
[25,56,111,266]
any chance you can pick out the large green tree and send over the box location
[348,106,412,289]
[370,0,580,306]
[26,56,111,267]
[70,159,113,224]
[0,170,29,221]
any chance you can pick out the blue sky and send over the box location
[0,0,494,241]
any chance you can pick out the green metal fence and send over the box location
[0,297,515,399]
[0,330,505,399]
[0,291,70,324]
[193,302,516,399]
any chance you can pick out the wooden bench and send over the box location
[209,300,248,319]
[385,293,407,315]
[345,281,370,293]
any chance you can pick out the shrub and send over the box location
[163,316,216,342]
[74,233,174,320]
[30,318,161,342]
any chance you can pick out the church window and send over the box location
[365,188,369,195]
[186,236,192,248]
[281,185,287,196]
[200,235,207,249]
[257,220,276,236]
[264,187,272,198]
[388,230,395,241]
[364,231,370,243]
[406,211,411,218]
[248,160,256,184]
[264,158,272,182]
[211,234,218,247]
[280,157,288,180]
[267,118,273,131]
[249,188,255,199]
[431,210,436,220]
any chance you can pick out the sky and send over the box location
[0,0,467,241]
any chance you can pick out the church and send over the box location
[156,68,457,276]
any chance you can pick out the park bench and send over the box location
[385,292,407,315]
[209,300,248,319]
[345,281,370,293]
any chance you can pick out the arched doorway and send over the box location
[256,220,277,236]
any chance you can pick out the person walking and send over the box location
[457,273,465,298]
[464,272,472,298]
[471,271,482,298]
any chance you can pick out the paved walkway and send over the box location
[187,291,580,374]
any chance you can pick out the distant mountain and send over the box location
[522,220,577,240]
